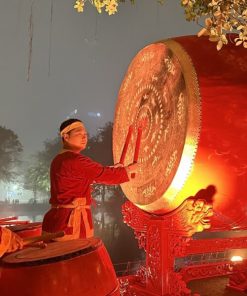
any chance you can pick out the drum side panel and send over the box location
[173,36,247,229]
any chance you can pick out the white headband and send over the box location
[60,121,84,137]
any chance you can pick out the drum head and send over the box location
[113,40,201,213]
[2,237,101,266]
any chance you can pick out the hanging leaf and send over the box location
[72,0,247,50]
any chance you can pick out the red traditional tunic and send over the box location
[42,151,129,239]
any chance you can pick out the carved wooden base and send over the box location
[120,198,247,296]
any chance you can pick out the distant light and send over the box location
[12,184,18,190]
[231,256,243,262]
[66,109,78,119]
[88,112,101,118]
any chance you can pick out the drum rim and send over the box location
[2,238,102,267]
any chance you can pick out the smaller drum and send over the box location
[0,238,119,296]
[8,222,42,238]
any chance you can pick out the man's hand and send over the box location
[125,162,138,179]
[111,163,124,168]
[7,232,24,253]
[111,162,138,179]
[127,162,138,172]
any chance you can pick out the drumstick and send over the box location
[131,127,142,179]
[0,216,18,222]
[119,125,133,165]
[23,231,65,246]
[131,119,146,178]
[133,126,142,163]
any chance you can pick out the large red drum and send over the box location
[113,35,247,230]
[0,238,119,296]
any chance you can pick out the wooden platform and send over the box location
[188,276,246,296]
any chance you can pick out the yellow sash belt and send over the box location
[44,197,94,241]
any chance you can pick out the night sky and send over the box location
[0,0,198,157]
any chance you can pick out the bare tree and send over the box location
[0,126,22,182]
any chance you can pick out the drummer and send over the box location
[0,227,24,257]
[42,118,137,240]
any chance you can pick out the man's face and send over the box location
[63,125,88,151]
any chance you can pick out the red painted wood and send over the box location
[0,238,119,296]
